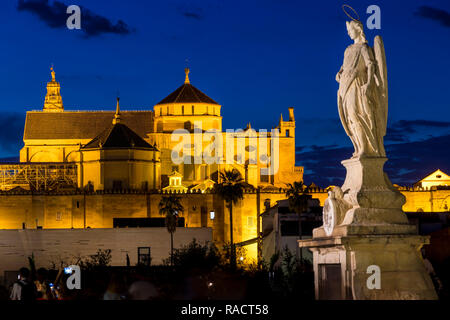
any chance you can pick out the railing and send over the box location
[0,163,77,191]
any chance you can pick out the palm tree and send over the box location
[214,169,246,267]
[286,181,310,263]
[159,195,184,266]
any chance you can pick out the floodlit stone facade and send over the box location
[0,67,448,265]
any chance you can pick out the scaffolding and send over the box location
[0,163,78,191]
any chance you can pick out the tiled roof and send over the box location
[24,111,153,140]
[156,83,219,105]
[82,123,156,150]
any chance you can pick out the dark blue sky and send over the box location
[0,0,449,186]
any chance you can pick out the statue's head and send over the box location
[346,20,367,43]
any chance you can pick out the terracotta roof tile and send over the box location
[24,111,153,140]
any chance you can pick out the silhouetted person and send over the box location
[35,268,52,300]
[10,267,36,301]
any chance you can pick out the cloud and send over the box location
[297,134,450,188]
[182,10,204,20]
[415,6,450,28]
[177,3,204,20]
[0,113,25,157]
[385,120,450,143]
[17,0,134,37]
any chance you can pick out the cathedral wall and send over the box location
[2,189,446,264]
[308,189,450,213]
[275,136,301,185]
[21,140,89,162]
[0,228,212,277]
[402,189,450,212]
[0,195,34,229]
[81,149,160,191]
[0,191,296,262]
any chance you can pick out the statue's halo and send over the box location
[342,4,360,22]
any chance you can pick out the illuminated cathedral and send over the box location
[0,67,306,261]
[0,67,448,263]
[19,67,302,192]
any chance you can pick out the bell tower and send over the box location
[277,107,295,138]
[43,66,64,112]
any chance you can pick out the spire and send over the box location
[184,68,190,84]
[280,113,284,122]
[288,107,295,121]
[113,97,121,124]
[43,65,64,112]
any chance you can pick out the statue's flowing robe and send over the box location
[338,43,386,157]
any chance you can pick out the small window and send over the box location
[137,247,151,266]
[56,212,62,221]
[286,129,290,137]
[192,105,194,114]
[182,105,184,115]
[76,201,80,209]
[436,175,442,178]
[247,216,254,227]
[260,168,269,183]
[172,166,178,172]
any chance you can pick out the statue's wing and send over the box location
[374,35,388,135]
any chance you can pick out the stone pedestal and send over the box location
[300,235,437,300]
[300,156,438,300]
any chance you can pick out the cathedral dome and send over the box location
[153,68,222,132]
[155,68,219,106]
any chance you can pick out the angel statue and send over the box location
[336,19,388,158]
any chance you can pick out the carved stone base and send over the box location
[320,157,414,236]
[313,222,416,238]
[299,235,438,300]
[341,156,405,208]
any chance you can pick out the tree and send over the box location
[214,169,246,267]
[286,181,309,262]
[159,195,184,266]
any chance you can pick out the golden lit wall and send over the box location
[81,149,160,190]
[20,140,88,163]
[0,191,291,261]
